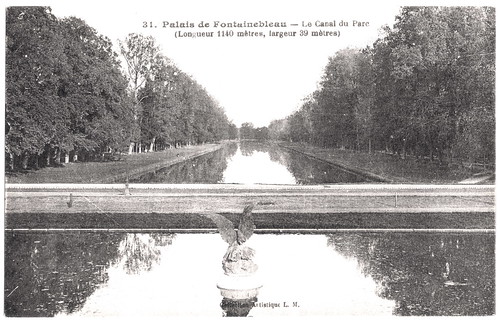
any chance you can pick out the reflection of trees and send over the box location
[118,233,175,274]
[4,232,124,317]
[240,142,369,184]
[285,152,367,184]
[225,142,238,159]
[327,233,495,316]
[5,232,177,316]
[270,145,367,184]
[239,141,362,184]
[268,148,292,168]
[133,141,369,184]
[131,143,237,183]
[239,141,272,156]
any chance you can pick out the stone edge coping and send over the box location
[5,183,496,191]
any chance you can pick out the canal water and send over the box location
[130,141,369,184]
[4,142,495,316]
[4,232,494,317]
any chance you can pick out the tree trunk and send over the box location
[8,153,15,171]
[356,124,360,152]
[54,148,61,165]
[32,154,40,169]
[45,147,51,166]
[438,149,444,164]
[150,137,156,152]
[22,153,29,170]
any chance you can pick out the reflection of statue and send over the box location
[220,297,258,317]
[205,205,262,317]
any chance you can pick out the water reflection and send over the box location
[131,141,370,184]
[220,297,258,317]
[327,233,495,316]
[4,232,494,317]
[268,146,368,184]
[130,143,237,183]
[72,234,226,317]
[231,141,368,184]
[223,143,296,184]
[4,232,123,317]
[118,234,175,274]
[239,141,270,156]
[250,234,394,316]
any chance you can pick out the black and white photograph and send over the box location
[2,0,496,318]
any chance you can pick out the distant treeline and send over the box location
[5,7,237,171]
[239,122,270,140]
[269,7,495,165]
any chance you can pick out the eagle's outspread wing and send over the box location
[205,214,237,245]
[237,204,255,244]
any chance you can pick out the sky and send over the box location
[3,0,497,127]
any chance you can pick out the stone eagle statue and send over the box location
[205,204,257,275]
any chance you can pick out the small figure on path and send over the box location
[67,193,73,208]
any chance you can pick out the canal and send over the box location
[4,141,495,317]
[129,141,370,184]
[4,231,494,317]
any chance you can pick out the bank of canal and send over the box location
[5,143,226,184]
[277,142,492,184]
[5,142,495,318]
[130,141,372,184]
[5,141,492,184]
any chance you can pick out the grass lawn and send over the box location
[5,144,222,184]
[5,141,493,185]
[279,142,494,184]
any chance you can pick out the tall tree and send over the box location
[268,6,494,168]
[6,7,135,170]
[119,33,163,153]
[58,17,134,159]
[6,7,66,169]
[240,123,255,140]
[373,6,495,163]
[138,55,235,150]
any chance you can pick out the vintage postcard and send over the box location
[2,0,496,318]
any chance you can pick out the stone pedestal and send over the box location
[217,273,262,300]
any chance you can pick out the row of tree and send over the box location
[269,7,495,166]
[118,34,238,154]
[239,122,270,140]
[6,7,237,171]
